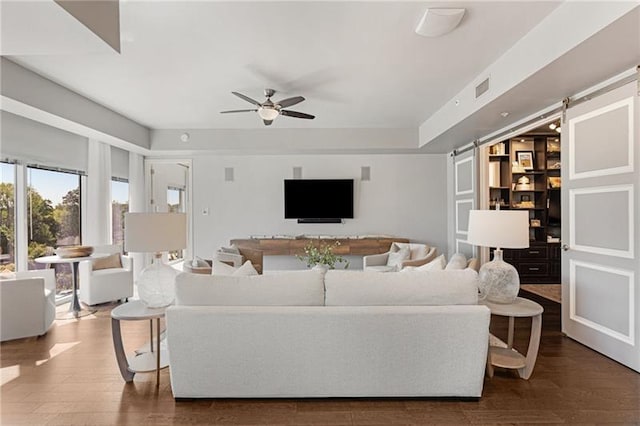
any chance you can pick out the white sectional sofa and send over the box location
[166,269,490,399]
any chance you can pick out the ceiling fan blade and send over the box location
[263,119,273,126]
[232,92,262,107]
[276,96,304,109]
[280,110,315,120]
[220,109,258,114]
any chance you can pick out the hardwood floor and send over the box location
[2,293,639,425]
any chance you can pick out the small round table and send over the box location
[111,300,168,387]
[482,297,544,380]
[35,253,108,319]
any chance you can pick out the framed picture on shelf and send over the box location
[530,219,541,227]
[516,151,535,170]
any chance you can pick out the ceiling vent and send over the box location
[475,77,490,99]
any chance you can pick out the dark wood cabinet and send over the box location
[488,134,561,284]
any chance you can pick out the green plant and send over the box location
[297,241,349,269]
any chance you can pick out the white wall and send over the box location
[1,58,150,150]
[0,110,88,171]
[191,153,447,269]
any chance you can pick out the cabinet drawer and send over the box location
[518,263,549,276]
[519,247,548,259]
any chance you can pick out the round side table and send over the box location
[35,253,108,319]
[111,300,168,387]
[482,297,544,380]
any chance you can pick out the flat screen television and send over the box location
[284,179,354,222]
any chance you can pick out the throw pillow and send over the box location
[386,247,410,270]
[445,253,467,270]
[192,257,210,267]
[416,254,446,271]
[92,253,122,270]
[233,260,259,276]
[219,245,241,255]
[212,259,259,276]
[212,259,237,276]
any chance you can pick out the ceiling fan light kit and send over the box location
[221,88,315,126]
[415,8,465,37]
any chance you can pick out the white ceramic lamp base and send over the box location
[137,255,177,308]
[478,249,520,304]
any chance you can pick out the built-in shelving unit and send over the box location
[487,134,561,284]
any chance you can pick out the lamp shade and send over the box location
[467,210,529,249]
[124,213,187,253]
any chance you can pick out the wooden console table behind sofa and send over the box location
[230,237,410,257]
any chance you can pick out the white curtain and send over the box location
[128,152,146,282]
[84,140,112,246]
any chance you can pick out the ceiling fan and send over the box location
[220,88,315,126]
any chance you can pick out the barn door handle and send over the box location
[562,244,570,251]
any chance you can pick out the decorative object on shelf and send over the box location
[125,213,187,308]
[489,143,506,155]
[55,245,94,258]
[515,176,532,191]
[489,198,507,208]
[511,161,525,173]
[548,177,561,189]
[516,151,535,170]
[530,219,541,227]
[296,241,349,271]
[467,208,529,304]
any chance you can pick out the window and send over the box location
[111,178,129,248]
[167,187,185,261]
[27,167,81,299]
[0,162,16,272]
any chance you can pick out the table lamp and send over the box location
[124,213,187,307]
[467,208,529,304]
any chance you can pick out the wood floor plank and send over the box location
[1,294,639,425]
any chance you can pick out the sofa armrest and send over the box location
[401,247,438,268]
[121,255,133,271]
[363,252,389,268]
[79,260,92,286]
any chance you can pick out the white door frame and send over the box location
[144,158,194,262]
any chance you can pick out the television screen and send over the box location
[284,179,354,219]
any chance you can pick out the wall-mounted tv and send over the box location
[284,179,354,223]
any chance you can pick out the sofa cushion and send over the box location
[416,254,446,271]
[175,270,325,306]
[234,261,259,276]
[386,247,410,270]
[212,259,237,275]
[324,269,478,306]
[92,253,122,270]
[212,259,258,276]
[445,253,467,270]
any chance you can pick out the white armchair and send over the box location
[1,269,56,341]
[79,245,133,306]
[363,242,437,272]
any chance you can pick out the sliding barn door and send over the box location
[451,150,477,259]
[562,81,639,372]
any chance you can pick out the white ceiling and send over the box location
[5,1,562,130]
